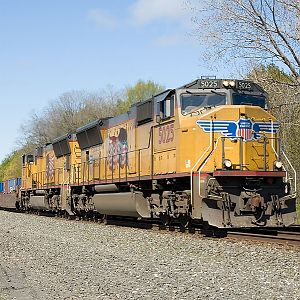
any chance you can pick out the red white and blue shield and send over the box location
[197,118,279,143]
[237,119,253,141]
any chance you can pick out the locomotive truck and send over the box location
[17,78,297,228]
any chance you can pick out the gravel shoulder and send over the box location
[0,211,299,300]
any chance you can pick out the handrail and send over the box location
[282,150,297,194]
[197,135,224,199]
[190,120,213,206]
[71,145,154,184]
[190,134,295,205]
[25,126,160,189]
[271,120,276,157]
[265,127,297,194]
[195,135,245,202]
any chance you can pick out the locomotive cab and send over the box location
[179,79,268,115]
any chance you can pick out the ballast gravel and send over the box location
[0,211,299,300]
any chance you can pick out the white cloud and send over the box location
[87,9,117,29]
[129,0,186,25]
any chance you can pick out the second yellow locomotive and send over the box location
[21,79,297,228]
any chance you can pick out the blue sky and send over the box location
[0,0,232,161]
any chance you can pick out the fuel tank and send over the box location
[30,195,48,210]
[92,191,150,218]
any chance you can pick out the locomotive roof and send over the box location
[27,78,268,156]
[131,88,174,109]
[76,118,109,133]
[131,78,266,109]
[52,133,77,144]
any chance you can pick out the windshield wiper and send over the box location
[239,102,253,106]
[210,90,224,96]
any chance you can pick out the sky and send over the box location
[0,0,233,162]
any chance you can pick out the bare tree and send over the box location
[20,87,123,149]
[19,80,164,151]
[190,0,300,83]
[248,65,300,159]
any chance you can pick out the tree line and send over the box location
[0,80,164,181]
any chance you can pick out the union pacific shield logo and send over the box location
[237,119,252,141]
[196,118,279,142]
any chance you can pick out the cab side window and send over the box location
[159,96,175,119]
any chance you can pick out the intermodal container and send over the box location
[16,178,22,187]
[2,178,22,193]
[8,178,17,193]
[4,180,8,193]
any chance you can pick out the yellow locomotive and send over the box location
[20,79,297,228]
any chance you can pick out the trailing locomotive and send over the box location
[14,79,297,227]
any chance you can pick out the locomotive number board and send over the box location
[198,80,221,89]
[236,80,253,90]
[197,79,253,90]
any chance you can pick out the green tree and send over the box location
[0,150,22,181]
[117,80,165,114]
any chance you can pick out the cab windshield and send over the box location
[232,94,266,108]
[181,93,226,115]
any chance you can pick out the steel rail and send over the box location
[1,208,299,247]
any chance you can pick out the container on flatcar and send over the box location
[0,178,21,209]
[16,178,21,187]
[2,178,22,193]
[4,180,8,193]
[8,178,16,193]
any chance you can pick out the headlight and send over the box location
[229,80,235,87]
[274,160,283,170]
[223,159,232,169]
[222,80,229,87]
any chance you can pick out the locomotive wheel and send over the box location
[178,213,191,228]
[159,213,170,226]
[100,214,108,224]
[92,212,98,222]
[64,211,71,219]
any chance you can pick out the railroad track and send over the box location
[76,217,300,247]
[225,229,300,247]
[1,207,300,247]
[94,219,300,247]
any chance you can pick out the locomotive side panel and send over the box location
[22,153,36,190]
[44,145,56,186]
[135,122,152,178]
[106,119,136,180]
[153,120,176,175]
